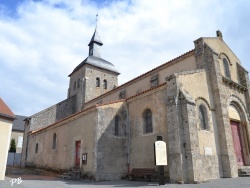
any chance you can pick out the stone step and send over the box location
[57,174,71,179]
[238,166,250,177]
[239,173,250,177]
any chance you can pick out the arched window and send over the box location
[103,79,107,89]
[35,143,38,153]
[74,81,76,91]
[52,133,57,150]
[199,105,207,130]
[144,109,153,133]
[115,115,121,136]
[96,77,100,87]
[223,58,231,79]
[77,79,80,88]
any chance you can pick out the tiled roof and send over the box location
[12,115,27,132]
[84,49,194,106]
[88,28,103,46]
[126,83,167,101]
[0,98,15,120]
[30,99,126,135]
[30,83,167,135]
[69,56,120,76]
[29,49,193,135]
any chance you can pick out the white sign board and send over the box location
[204,147,213,156]
[154,141,167,165]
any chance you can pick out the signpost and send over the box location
[154,136,167,185]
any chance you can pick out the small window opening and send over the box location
[35,143,38,153]
[223,58,231,79]
[52,133,57,150]
[104,79,107,89]
[96,77,100,87]
[144,109,153,133]
[115,115,121,136]
[199,105,207,130]
[77,79,80,88]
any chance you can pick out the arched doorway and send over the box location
[229,105,245,166]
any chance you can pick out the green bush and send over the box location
[9,138,16,153]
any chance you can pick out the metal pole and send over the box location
[157,136,165,185]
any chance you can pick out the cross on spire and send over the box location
[95,14,98,28]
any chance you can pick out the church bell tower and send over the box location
[67,17,120,111]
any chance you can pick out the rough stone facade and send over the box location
[22,30,250,183]
[95,103,127,180]
[28,95,77,132]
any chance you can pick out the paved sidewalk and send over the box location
[1,175,250,188]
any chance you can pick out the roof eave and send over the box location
[0,113,15,121]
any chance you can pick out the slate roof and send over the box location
[69,56,120,76]
[88,28,103,46]
[0,98,15,120]
[12,115,27,132]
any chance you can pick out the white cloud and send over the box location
[0,0,250,116]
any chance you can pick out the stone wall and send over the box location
[84,65,118,104]
[194,36,250,178]
[26,108,98,175]
[95,102,127,180]
[29,95,77,131]
[166,71,221,183]
[128,86,168,175]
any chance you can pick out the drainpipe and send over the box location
[22,117,31,167]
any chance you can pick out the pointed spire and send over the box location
[88,14,103,46]
[88,28,103,46]
[88,14,103,57]
[95,14,98,29]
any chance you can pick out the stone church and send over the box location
[21,28,250,183]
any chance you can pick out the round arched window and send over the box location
[199,105,208,130]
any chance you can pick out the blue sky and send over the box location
[0,0,250,116]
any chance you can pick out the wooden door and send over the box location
[75,141,81,167]
[230,121,244,166]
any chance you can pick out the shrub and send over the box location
[9,138,16,153]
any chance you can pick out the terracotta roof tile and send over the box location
[30,84,168,135]
[29,50,194,134]
[0,98,15,119]
[84,49,194,106]
[125,83,167,100]
[30,99,127,135]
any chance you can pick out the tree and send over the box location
[9,139,16,153]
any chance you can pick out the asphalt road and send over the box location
[1,175,250,188]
